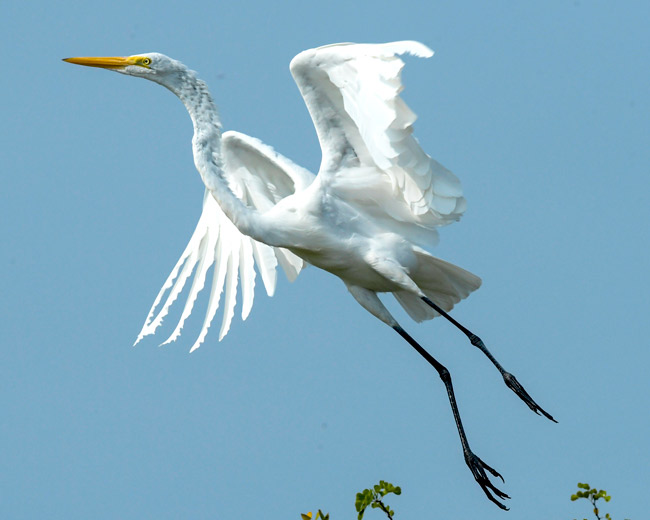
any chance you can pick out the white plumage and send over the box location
[130,41,479,352]
[135,131,312,351]
[65,42,555,509]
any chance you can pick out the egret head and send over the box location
[63,53,190,90]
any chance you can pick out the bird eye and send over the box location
[141,57,152,66]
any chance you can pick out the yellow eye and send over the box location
[141,57,151,66]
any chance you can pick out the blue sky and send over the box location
[2,1,649,518]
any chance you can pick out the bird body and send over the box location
[65,43,477,347]
[64,42,554,509]
[252,169,474,294]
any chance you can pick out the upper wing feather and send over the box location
[134,131,315,351]
[290,41,466,236]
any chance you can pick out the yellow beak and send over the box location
[62,56,138,70]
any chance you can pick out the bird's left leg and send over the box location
[345,284,510,509]
[420,296,556,422]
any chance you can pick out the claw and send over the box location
[477,455,505,483]
[503,372,557,423]
[464,450,510,510]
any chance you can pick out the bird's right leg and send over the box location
[421,296,556,423]
[345,285,510,510]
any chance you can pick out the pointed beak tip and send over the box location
[61,56,132,69]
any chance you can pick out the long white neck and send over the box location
[162,69,269,241]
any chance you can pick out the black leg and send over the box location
[421,296,556,423]
[393,325,510,510]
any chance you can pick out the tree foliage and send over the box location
[571,482,629,520]
[301,480,401,520]
[355,480,402,520]
[302,479,632,519]
[301,511,329,520]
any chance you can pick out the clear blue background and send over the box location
[2,1,648,518]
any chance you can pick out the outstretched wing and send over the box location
[290,41,465,244]
[134,131,315,352]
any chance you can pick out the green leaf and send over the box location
[355,494,363,508]
[356,489,373,512]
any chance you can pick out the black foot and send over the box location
[503,372,557,423]
[464,450,510,510]
[468,333,556,423]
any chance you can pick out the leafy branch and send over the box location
[571,482,630,520]
[301,480,401,520]
[301,478,634,520]
[355,480,401,520]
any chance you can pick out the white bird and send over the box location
[64,42,554,509]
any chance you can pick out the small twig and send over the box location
[590,494,602,520]
[375,499,394,520]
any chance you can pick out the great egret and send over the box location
[64,42,554,509]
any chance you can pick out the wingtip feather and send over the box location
[387,41,434,58]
